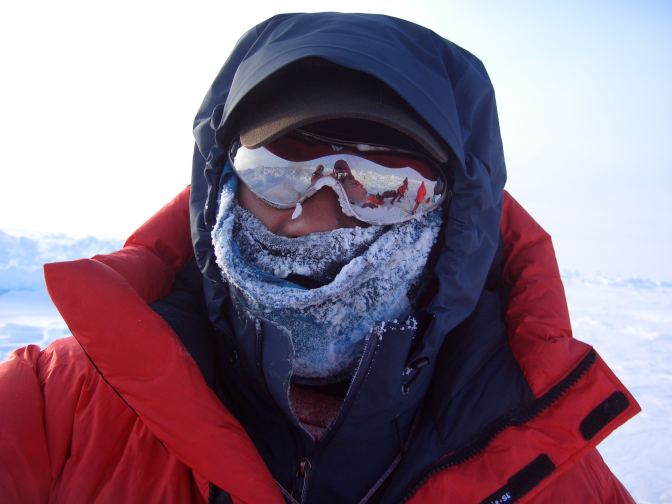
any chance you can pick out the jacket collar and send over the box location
[44,187,284,504]
[383,192,641,502]
[43,186,640,503]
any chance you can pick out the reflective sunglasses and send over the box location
[228,129,448,225]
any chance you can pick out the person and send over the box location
[391,177,409,204]
[331,159,369,206]
[0,12,639,504]
[310,164,325,184]
[411,180,427,215]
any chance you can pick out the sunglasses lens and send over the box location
[230,140,314,207]
[229,133,447,224]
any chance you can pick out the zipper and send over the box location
[291,457,312,503]
[252,317,285,407]
[291,330,384,502]
[251,316,312,503]
[254,318,264,374]
[252,317,319,503]
[316,329,383,447]
[358,412,422,504]
[398,349,598,503]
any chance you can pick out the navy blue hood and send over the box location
[181,13,515,501]
[191,12,507,348]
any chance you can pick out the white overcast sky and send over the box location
[1,0,670,280]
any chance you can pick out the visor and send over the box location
[229,130,448,225]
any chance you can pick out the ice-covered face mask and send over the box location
[211,165,442,383]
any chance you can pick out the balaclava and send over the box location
[212,167,442,384]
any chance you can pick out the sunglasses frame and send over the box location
[228,129,451,224]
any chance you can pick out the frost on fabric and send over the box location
[370,317,418,343]
[234,205,384,283]
[212,189,442,382]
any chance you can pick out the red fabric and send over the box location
[0,188,638,503]
[289,385,343,440]
[407,192,639,503]
[501,192,586,397]
[531,449,636,503]
[1,187,283,504]
[412,180,427,213]
[0,340,205,503]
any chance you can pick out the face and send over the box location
[238,183,366,237]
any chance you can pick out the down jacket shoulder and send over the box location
[0,188,638,503]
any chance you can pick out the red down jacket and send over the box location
[0,187,639,503]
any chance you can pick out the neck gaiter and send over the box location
[212,183,442,384]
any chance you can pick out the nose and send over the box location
[279,186,366,237]
[237,183,366,237]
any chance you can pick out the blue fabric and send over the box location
[191,12,506,347]
[186,13,514,503]
[212,197,442,383]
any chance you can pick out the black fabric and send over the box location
[150,258,218,387]
[150,241,541,503]
[580,392,630,440]
[186,14,510,499]
[480,454,555,504]
[376,242,536,502]
[190,13,506,361]
[174,12,545,502]
[389,349,598,502]
[214,299,428,503]
[208,483,233,504]
[153,260,429,502]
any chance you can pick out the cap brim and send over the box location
[238,70,450,163]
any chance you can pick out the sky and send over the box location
[1,0,670,280]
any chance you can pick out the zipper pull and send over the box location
[293,457,312,502]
